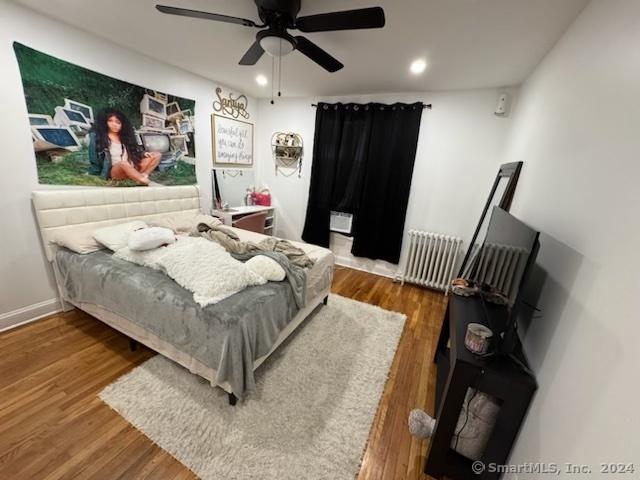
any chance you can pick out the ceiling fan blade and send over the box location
[294,36,343,73]
[239,40,265,65]
[296,7,385,32]
[156,5,258,27]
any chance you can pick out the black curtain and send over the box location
[302,102,423,264]
[301,103,373,247]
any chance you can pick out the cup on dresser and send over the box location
[464,323,493,355]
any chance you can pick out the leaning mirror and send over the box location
[458,161,523,278]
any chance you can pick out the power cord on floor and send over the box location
[453,369,485,451]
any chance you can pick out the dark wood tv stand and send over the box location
[425,295,537,480]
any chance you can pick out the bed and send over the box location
[32,186,334,404]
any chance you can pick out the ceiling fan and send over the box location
[156,0,386,73]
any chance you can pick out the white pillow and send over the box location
[52,226,103,254]
[128,227,176,251]
[245,255,286,281]
[148,212,197,233]
[93,221,147,251]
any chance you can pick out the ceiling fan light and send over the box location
[259,35,294,57]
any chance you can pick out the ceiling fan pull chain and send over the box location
[270,54,275,105]
[278,39,282,97]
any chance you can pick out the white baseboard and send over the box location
[329,233,404,280]
[334,255,401,280]
[0,298,61,333]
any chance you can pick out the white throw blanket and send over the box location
[115,236,266,306]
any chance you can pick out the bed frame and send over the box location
[32,186,330,405]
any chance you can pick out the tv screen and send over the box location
[69,103,92,120]
[148,97,165,115]
[37,127,79,147]
[142,134,170,153]
[64,109,87,123]
[471,207,539,306]
[179,119,191,134]
[166,102,180,116]
[29,117,50,126]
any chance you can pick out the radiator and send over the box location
[401,231,462,292]
[469,242,529,304]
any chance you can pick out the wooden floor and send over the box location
[0,266,447,479]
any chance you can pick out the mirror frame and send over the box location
[457,161,523,277]
[212,169,222,210]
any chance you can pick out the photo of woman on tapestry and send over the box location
[88,108,160,185]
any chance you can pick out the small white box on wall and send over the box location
[494,92,511,117]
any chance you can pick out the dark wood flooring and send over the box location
[0,266,447,479]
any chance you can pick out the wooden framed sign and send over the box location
[211,114,254,167]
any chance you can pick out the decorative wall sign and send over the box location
[212,87,250,119]
[212,114,254,167]
[13,42,197,187]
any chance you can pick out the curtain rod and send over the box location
[311,103,432,109]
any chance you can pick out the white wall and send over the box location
[502,0,640,474]
[256,90,515,277]
[0,2,256,329]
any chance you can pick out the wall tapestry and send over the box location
[13,42,197,186]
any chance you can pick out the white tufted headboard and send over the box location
[32,185,201,261]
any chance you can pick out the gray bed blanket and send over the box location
[193,223,315,269]
[56,248,303,399]
[232,251,306,309]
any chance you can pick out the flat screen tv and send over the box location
[469,206,539,352]
[470,207,539,304]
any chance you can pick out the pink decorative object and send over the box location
[253,189,271,206]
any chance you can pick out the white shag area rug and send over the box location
[99,294,405,480]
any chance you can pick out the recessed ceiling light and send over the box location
[410,59,427,75]
[255,74,268,86]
